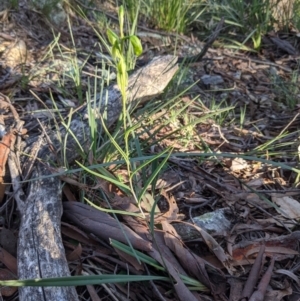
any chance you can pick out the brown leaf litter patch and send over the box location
[0,1,300,301]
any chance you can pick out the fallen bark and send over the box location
[13,56,178,301]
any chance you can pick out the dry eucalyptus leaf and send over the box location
[271,194,300,220]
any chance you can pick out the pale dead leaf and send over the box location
[230,158,248,171]
[140,192,160,213]
[184,197,209,203]
[246,246,298,257]
[271,194,300,219]
[154,230,187,275]
[275,269,300,286]
[159,190,178,221]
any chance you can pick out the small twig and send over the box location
[181,200,213,221]
[0,33,15,41]
[278,112,300,137]
[177,17,225,64]
[0,93,20,121]
[212,124,229,143]
[235,189,300,194]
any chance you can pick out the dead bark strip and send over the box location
[15,56,178,301]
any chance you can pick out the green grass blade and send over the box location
[0,275,169,287]
[85,197,144,217]
[137,150,172,202]
[76,161,131,193]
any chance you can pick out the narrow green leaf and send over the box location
[138,149,172,202]
[130,148,170,177]
[111,240,208,290]
[0,275,168,287]
[149,196,159,235]
[76,161,131,193]
[111,239,165,270]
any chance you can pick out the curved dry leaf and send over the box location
[246,246,298,258]
[233,231,300,264]
[275,269,300,286]
[140,192,160,213]
[271,195,300,219]
[160,190,178,221]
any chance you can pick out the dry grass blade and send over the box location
[178,17,225,64]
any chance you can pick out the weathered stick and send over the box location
[14,56,178,301]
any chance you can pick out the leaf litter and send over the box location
[0,1,300,300]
